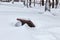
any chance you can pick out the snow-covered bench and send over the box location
[17,18,35,27]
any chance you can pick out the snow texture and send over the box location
[0,2,60,40]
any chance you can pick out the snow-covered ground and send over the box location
[0,2,60,40]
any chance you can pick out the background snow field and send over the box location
[0,2,60,40]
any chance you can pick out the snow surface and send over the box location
[0,2,60,40]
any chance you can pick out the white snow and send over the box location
[0,2,60,40]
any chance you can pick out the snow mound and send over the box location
[10,19,22,27]
[51,9,60,16]
[15,21,22,27]
[44,11,53,16]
